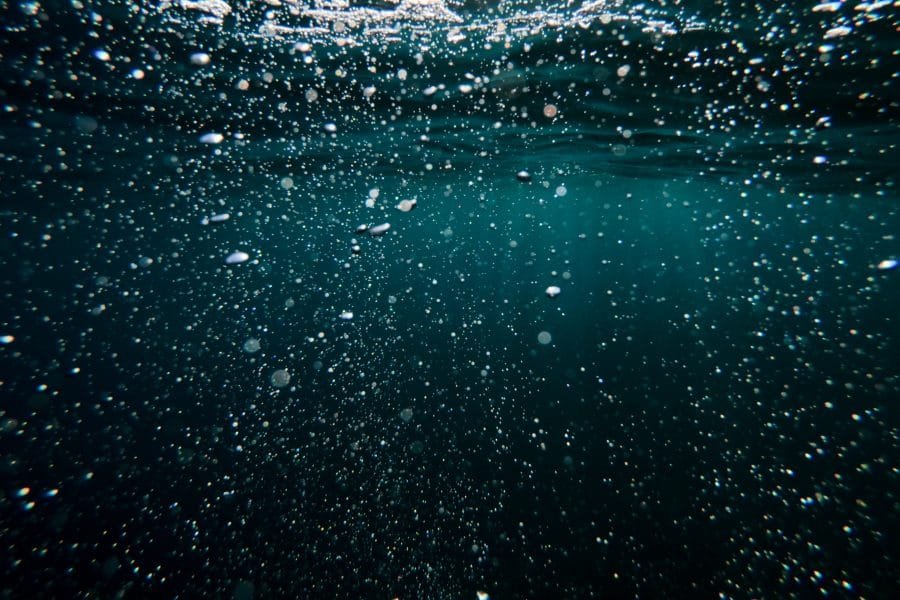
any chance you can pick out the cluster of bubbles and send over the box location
[0,0,895,598]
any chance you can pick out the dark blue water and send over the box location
[1,1,898,598]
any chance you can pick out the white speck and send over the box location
[93,49,111,62]
[812,2,842,11]
[190,52,211,65]
[476,592,490,600]
[271,369,290,388]
[201,213,230,225]
[423,85,438,96]
[396,199,417,213]
[225,251,249,265]
[324,122,337,133]
[1,335,15,344]
[516,170,532,182]
[545,285,561,298]
[138,256,153,268]
[824,26,852,39]
[537,331,552,345]
[877,259,897,270]
[458,83,473,94]
[363,86,376,98]
[813,155,827,164]
[616,64,631,77]
[339,311,354,320]
[862,0,892,12]
[199,132,224,144]
[368,223,391,236]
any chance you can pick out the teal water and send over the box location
[1,1,898,598]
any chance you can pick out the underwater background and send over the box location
[1,1,897,598]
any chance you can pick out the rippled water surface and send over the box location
[1,1,898,598]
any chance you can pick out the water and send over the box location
[1,1,897,598]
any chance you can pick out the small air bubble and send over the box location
[271,369,291,388]
[225,251,249,265]
[190,52,211,66]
